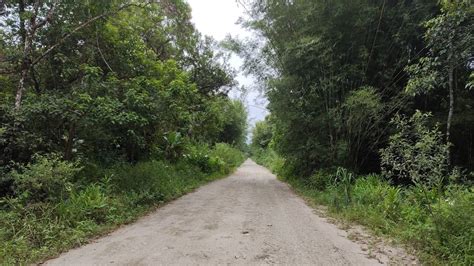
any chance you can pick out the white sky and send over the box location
[186,0,268,133]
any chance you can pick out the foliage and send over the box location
[9,154,81,203]
[245,0,473,264]
[238,0,474,175]
[0,0,248,264]
[254,152,473,265]
[183,143,224,174]
[404,2,473,165]
[0,0,246,168]
[305,169,334,191]
[298,176,474,265]
[218,100,248,150]
[251,147,286,177]
[0,144,245,264]
[334,167,354,205]
[251,119,273,149]
[380,111,452,187]
[210,143,246,171]
[162,132,187,162]
[237,0,444,173]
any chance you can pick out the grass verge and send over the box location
[0,143,245,264]
[253,148,473,265]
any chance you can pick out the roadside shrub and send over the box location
[269,153,286,176]
[1,149,246,265]
[111,161,170,204]
[57,183,111,224]
[161,132,187,162]
[250,112,474,265]
[184,144,225,173]
[426,186,474,264]
[352,175,382,204]
[306,169,333,191]
[380,111,450,187]
[9,154,81,203]
[334,167,354,205]
[251,120,273,149]
[283,169,473,264]
[211,143,245,169]
[252,147,285,175]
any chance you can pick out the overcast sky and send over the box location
[186,0,268,133]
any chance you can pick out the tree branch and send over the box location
[31,2,151,67]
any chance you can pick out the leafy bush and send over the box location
[57,183,112,224]
[183,144,224,174]
[9,154,81,203]
[305,169,333,191]
[427,186,474,264]
[380,111,451,187]
[211,143,245,171]
[0,146,245,264]
[334,167,354,205]
[162,132,187,162]
[111,160,180,205]
[254,155,473,264]
[288,171,472,264]
[251,120,273,149]
[252,147,284,173]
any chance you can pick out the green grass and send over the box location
[0,143,245,264]
[253,148,474,265]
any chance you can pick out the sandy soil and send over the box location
[45,159,409,265]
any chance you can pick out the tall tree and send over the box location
[237,0,439,173]
[406,1,473,163]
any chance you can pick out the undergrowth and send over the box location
[0,143,245,264]
[253,148,474,265]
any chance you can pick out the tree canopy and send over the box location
[0,0,247,168]
[241,0,473,175]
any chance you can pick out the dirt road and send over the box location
[46,159,391,265]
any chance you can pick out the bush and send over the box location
[211,143,245,170]
[424,186,474,264]
[1,147,245,264]
[9,154,81,203]
[380,111,451,187]
[252,147,285,174]
[183,143,224,174]
[57,183,112,224]
[285,171,473,264]
[161,132,187,162]
[306,169,334,191]
[251,120,273,149]
[111,160,176,204]
[252,153,473,264]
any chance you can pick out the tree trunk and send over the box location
[446,60,454,165]
[64,123,76,161]
[15,0,27,110]
[15,34,33,110]
[14,0,56,109]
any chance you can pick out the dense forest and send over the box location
[0,0,247,263]
[241,0,473,264]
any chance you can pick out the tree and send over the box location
[237,0,439,174]
[380,111,451,186]
[251,119,273,149]
[406,1,473,163]
[0,0,243,166]
[218,99,248,149]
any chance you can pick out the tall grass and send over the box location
[254,148,474,265]
[0,143,245,264]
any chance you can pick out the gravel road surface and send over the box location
[46,159,388,265]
